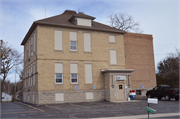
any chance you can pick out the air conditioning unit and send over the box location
[117,76,126,80]
[29,72,32,77]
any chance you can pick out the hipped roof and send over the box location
[21,10,126,45]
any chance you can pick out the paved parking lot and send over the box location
[1,99,179,118]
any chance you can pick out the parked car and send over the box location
[146,85,179,101]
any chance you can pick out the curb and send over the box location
[89,113,180,119]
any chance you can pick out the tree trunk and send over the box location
[1,81,4,103]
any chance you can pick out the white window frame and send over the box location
[55,74,63,84]
[70,74,78,84]
[70,41,77,51]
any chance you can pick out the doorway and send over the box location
[118,84,125,100]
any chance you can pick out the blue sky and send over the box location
[0,0,179,82]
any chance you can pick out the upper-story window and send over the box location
[84,33,91,52]
[27,42,28,58]
[54,30,63,51]
[33,33,36,52]
[110,50,117,65]
[109,35,116,43]
[77,18,92,27]
[70,32,77,51]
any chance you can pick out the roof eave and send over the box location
[21,21,126,45]
[21,22,37,45]
[36,21,126,33]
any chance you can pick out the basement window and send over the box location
[136,90,141,95]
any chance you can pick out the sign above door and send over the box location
[117,76,126,80]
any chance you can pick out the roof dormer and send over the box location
[69,12,95,27]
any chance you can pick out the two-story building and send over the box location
[21,10,156,105]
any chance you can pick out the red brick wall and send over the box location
[124,33,156,88]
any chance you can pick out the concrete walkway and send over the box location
[90,113,180,119]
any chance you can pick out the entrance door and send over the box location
[118,84,125,100]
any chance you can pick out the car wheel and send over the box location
[175,96,179,101]
[158,97,162,100]
[165,94,171,101]
[147,94,152,98]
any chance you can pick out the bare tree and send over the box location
[0,40,23,102]
[156,48,179,88]
[108,13,143,33]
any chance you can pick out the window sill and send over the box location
[69,51,78,52]
[84,51,92,53]
[85,83,93,85]
[54,50,63,52]
[71,83,78,84]
[55,83,63,84]
[110,64,118,66]
[109,42,116,44]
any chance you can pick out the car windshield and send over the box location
[154,86,158,90]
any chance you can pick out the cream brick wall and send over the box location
[36,25,125,92]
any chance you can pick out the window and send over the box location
[110,50,117,64]
[86,92,93,99]
[77,18,92,27]
[70,32,77,51]
[109,35,116,43]
[84,33,91,52]
[25,45,26,60]
[55,63,63,84]
[55,93,64,101]
[33,64,35,85]
[25,79,26,87]
[136,90,141,95]
[25,71,26,87]
[33,95,34,102]
[31,36,33,45]
[70,41,77,51]
[27,43,28,58]
[71,74,78,83]
[55,74,63,83]
[85,64,93,83]
[54,30,63,50]
[70,64,78,83]
[29,40,30,57]
[29,69,30,86]
[31,66,32,86]
[34,33,36,52]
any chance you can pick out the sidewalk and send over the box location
[90,113,180,119]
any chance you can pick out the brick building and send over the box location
[21,10,156,105]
